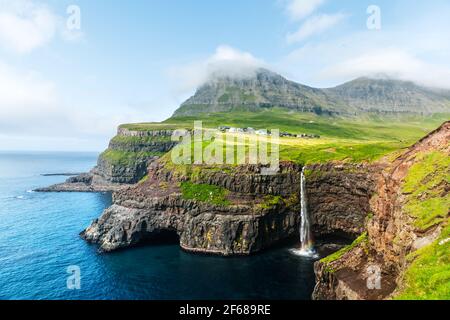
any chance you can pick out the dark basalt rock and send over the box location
[82,199,298,255]
[37,127,177,192]
[66,173,93,184]
[306,163,385,239]
[81,159,380,256]
[81,162,302,255]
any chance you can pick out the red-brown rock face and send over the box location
[313,121,450,300]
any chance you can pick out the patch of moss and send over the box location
[258,195,284,209]
[240,92,257,102]
[160,151,239,182]
[320,232,369,272]
[402,151,450,231]
[284,193,299,207]
[138,175,148,184]
[218,93,231,103]
[180,181,231,206]
[395,223,450,300]
[111,135,172,145]
[158,181,169,190]
[100,149,163,166]
[303,169,314,177]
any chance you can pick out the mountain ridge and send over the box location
[173,68,450,117]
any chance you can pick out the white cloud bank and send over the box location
[321,48,450,89]
[0,0,82,54]
[279,1,450,89]
[286,13,346,43]
[0,0,58,53]
[168,45,267,94]
[280,25,450,90]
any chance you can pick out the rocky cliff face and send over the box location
[81,161,302,255]
[94,128,177,184]
[81,157,381,256]
[36,128,178,192]
[307,163,384,239]
[325,77,450,114]
[313,121,450,300]
[174,68,343,116]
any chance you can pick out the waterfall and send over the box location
[290,167,318,258]
[299,168,313,251]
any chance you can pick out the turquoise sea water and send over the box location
[0,151,316,300]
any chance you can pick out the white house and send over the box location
[255,129,268,136]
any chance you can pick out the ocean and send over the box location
[0,151,316,300]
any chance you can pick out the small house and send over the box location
[256,129,268,136]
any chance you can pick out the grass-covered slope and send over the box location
[394,150,450,300]
[402,151,450,231]
[120,110,449,165]
[312,121,449,300]
[395,224,450,300]
[180,181,231,206]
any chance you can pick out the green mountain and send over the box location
[325,77,450,114]
[173,68,450,116]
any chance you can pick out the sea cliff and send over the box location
[313,121,449,300]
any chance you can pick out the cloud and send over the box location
[285,0,325,21]
[279,1,450,89]
[0,0,83,54]
[0,61,63,134]
[320,48,450,89]
[286,13,346,44]
[168,45,267,94]
[0,0,59,53]
[0,61,57,112]
[280,24,450,89]
[0,60,131,149]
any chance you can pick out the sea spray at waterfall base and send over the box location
[290,168,319,259]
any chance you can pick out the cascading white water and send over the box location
[290,167,318,258]
[299,168,313,251]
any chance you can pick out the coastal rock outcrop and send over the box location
[36,128,178,192]
[81,162,302,255]
[81,156,381,256]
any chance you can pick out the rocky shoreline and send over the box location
[35,127,174,192]
[35,172,126,192]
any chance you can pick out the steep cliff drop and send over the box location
[35,128,176,192]
[81,162,303,256]
[291,168,318,258]
[313,121,449,300]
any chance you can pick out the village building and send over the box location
[255,129,268,136]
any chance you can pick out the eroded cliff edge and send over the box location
[80,153,380,256]
[81,161,302,255]
[313,121,449,300]
[35,127,176,192]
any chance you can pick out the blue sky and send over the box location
[0,0,449,151]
